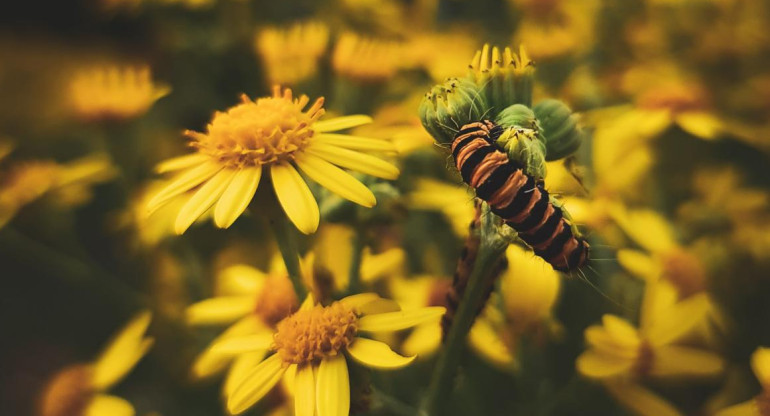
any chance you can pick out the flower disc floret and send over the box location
[188,86,325,169]
[273,302,358,365]
[39,365,94,416]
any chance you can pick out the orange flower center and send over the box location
[273,302,358,365]
[39,364,94,416]
[637,84,709,114]
[188,86,324,169]
[633,341,654,377]
[661,248,706,298]
[255,273,299,327]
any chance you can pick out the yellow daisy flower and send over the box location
[68,64,170,122]
[577,280,723,381]
[39,312,153,416]
[148,86,399,235]
[715,347,770,416]
[255,21,330,86]
[226,294,445,415]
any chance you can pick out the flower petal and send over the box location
[214,167,262,228]
[576,350,633,379]
[339,293,381,310]
[402,323,442,358]
[469,319,514,367]
[211,333,274,354]
[604,381,684,416]
[713,400,760,416]
[314,115,373,132]
[346,337,416,369]
[357,307,445,333]
[271,163,320,234]
[317,133,396,152]
[617,249,660,282]
[190,316,266,379]
[316,356,350,416]
[216,264,266,296]
[84,394,135,416]
[295,153,376,207]
[175,169,237,234]
[305,143,399,179]
[602,315,641,346]
[295,364,316,416]
[646,293,710,346]
[676,111,723,140]
[155,153,210,174]
[224,351,268,397]
[360,248,404,283]
[228,354,287,415]
[651,345,724,379]
[185,296,254,325]
[752,347,770,389]
[92,311,153,390]
[147,162,222,213]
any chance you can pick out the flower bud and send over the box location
[532,99,584,161]
[419,77,488,144]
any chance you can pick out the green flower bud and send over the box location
[496,127,548,181]
[419,78,488,145]
[533,99,584,161]
[496,104,542,138]
[468,44,536,114]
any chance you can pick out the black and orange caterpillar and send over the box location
[451,120,590,272]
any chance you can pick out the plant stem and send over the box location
[420,204,508,416]
[268,211,308,300]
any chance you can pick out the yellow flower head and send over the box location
[513,0,598,60]
[256,21,330,86]
[68,64,170,121]
[227,294,445,415]
[333,33,403,83]
[39,312,153,416]
[714,347,770,416]
[148,86,399,235]
[468,43,534,84]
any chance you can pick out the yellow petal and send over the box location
[314,115,373,132]
[639,280,678,334]
[175,169,237,234]
[609,206,678,254]
[190,316,266,379]
[155,153,210,174]
[211,332,274,354]
[714,400,761,416]
[602,315,641,346]
[224,351,268,397]
[355,298,401,315]
[617,249,660,282]
[469,319,514,367]
[360,248,404,283]
[339,293,381,310]
[295,152,376,207]
[147,162,221,213]
[650,345,724,379]
[316,356,350,416]
[305,143,399,180]
[270,163,319,235]
[646,293,710,346]
[84,394,135,416]
[227,354,287,415]
[185,296,254,325]
[295,364,316,416]
[604,381,684,416]
[576,350,633,379]
[317,133,396,152]
[300,293,316,311]
[401,323,441,358]
[751,347,770,389]
[216,264,266,296]
[358,307,445,333]
[584,326,639,359]
[214,167,262,228]
[92,311,153,390]
[676,111,723,140]
[346,337,416,369]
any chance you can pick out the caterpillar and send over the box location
[451,120,590,272]
[441,200,508,341]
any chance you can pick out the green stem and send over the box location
[347,230,365,294]
[268,212,308,300]
[420,206,508,416]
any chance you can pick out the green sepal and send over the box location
[533,99,584,161]
[419,78,488,145]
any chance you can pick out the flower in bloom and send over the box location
[714,347,770,416]
[0,154,116,228]
[68,64,170,121]
[148,86,399,235]
[255,21,330,86]
[38,312,153,416]
[226,294,445,415]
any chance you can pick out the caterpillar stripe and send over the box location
[451,120,590,272]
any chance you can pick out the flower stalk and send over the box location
[266,201,308,300]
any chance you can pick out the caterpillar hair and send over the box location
[451,120,590,272]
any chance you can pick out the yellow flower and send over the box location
[403,30,480,81]
[226,294,445,415]
[513,0,599,60]
[714,347,770,416]
[255,21,330,86]
[332,33,403,83]
[39,312,153,416]
[407,178,476,238]
[0,154,116,228]
[186,261,300,396]
[577,280,723,381]
[68,64,170,121]
[148,86,399,235]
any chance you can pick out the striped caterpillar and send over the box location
[451,120,590,272]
